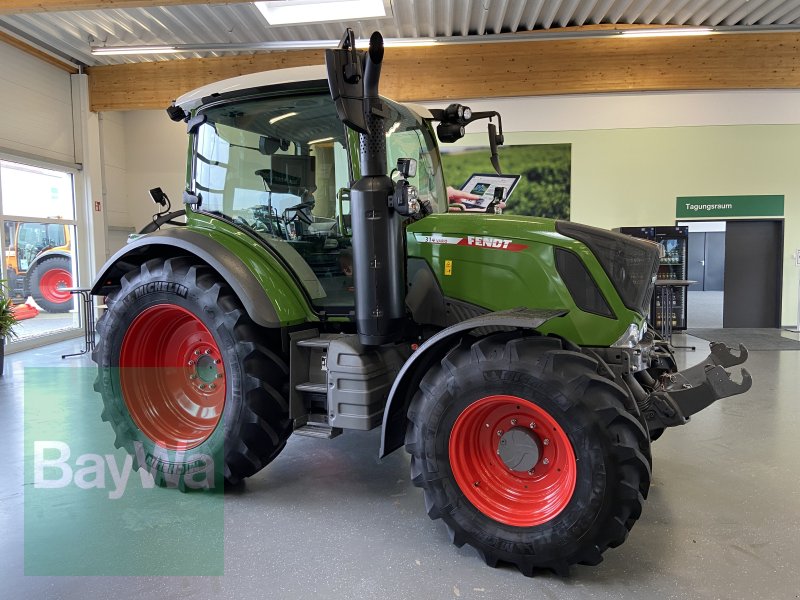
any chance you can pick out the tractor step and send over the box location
[293,420,342,439]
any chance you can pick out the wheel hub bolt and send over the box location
[199,384,205,390]
[216,373,223,379]
[189,374,197,380]
[473,481,480,487]
[496,430,503,436]
[529,422,536,429]
[205,349,212,355]
[188,360,194,366]
[209,384,215,390]
[542,458,550,465]
[543,438,550,446]
[485,423,490,428]
[527,469,534,475]
[214,359,221,365]
[511,418,517,425]
[194,350,201,356]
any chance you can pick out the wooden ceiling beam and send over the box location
[0,30,78,72]
[86,32,800,112]
[0,0,253,15]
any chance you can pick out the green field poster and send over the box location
[441,144,571,219]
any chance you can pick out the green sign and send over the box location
[676,195,784,218]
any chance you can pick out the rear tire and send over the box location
[93,256,291,489]
[405,333,651,575]
[28,256,73,313]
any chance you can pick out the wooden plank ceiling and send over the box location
[1,1,800,110]
[86,31,800,111]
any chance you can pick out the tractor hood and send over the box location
[406,213,660,347]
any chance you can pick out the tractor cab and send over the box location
[184,73,446,313]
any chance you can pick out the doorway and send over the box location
[680,221,725,328]
[680,219,783,329]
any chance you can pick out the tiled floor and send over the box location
[2,334,799,599]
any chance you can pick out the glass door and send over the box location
[0,160,80,342]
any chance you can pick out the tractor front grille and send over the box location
[556,221,659,316]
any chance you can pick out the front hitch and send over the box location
[641,342,752,434]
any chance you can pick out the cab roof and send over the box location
[175,65,328,112]
[174,64,433,119]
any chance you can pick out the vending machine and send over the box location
[617,225,689,331]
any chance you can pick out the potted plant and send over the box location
[0,279,19,376]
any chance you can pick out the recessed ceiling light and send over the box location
[308,136,334,144]
[254,0,388,26]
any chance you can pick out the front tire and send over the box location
[93,257,291,488]
[405,334,651,575]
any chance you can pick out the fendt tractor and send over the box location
[91,30,752,575]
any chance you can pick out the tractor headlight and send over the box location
[612,322,645,348]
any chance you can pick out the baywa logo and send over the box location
[33,441,216,498]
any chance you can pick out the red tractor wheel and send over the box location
[119,304,226,450]
[93,256,292,488]
[405,334,651,576]
[28,256,73,313]
[448,394,577,528]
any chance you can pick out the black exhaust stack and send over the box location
[326,31,406,345]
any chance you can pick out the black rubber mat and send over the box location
[684,328,800,351]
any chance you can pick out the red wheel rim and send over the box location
[39,268,72,304]
[449,395,577,527]
[119,304,226,450]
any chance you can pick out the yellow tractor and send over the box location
[4,221,73,313]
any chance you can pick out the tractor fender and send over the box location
[28,249,71,271]
[91,228,282,327]
[379,307,569,458]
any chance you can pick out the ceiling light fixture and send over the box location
[91,45,177,55]
[269,112,299,124]
[308,136,334,144]
[254,0,388,26]
[619,27,715,38]
[89,24,790,57]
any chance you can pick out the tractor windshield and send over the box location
[191,90,445,312]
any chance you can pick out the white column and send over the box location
[71,73,108,284]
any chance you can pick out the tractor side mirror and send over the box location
[149,187,168,207]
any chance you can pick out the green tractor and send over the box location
[91,30,751,575]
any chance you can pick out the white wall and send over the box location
[98,110,187,255]
[0,40,74,164]
[122,111,187,231]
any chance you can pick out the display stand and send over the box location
[61,288,96,359]
[654,280,696,350]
